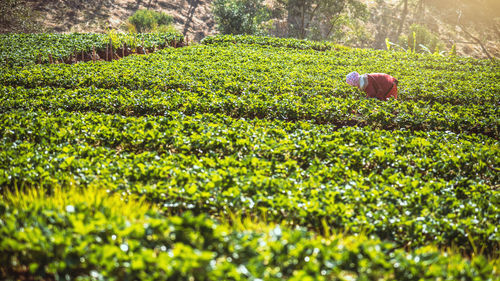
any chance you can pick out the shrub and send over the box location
[0,186,497,280]
[398,23,444,54]
[128,9,174,33]
[449,43,457,56]
[212,0,269,35]
[152,24,180,35]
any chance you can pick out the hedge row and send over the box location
[0,187,497,280]
[1,86,497,138]
[1,110,498,254]
[0,32,184,67]
[1,44,498,106]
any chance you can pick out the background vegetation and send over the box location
[212,0,499,58]
[0,0,498,279]
[0,32,498,279]
[0,0,497,58]
[127,9,176,33]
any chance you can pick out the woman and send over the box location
[346,71,398,100]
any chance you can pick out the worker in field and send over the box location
[346,71,398,100]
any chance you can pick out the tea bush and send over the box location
[0,109,498,255]
[0,34,498,279]
[128,9,174,33]
[0,187,496,280]
[0,32,184,67]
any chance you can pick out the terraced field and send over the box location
[0,33,498,280]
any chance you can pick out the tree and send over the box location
[395,0,408,41]
[212,0,269,35]
[425,0,500,59]
[276,0,368,40]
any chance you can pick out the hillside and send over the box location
[25,0,499,58]
[30,0,216,42]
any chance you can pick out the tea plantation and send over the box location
[0,33,499,280]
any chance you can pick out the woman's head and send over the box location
[346,71,360,88]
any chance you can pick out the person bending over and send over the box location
[346,71,398,101]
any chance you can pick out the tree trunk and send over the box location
[395,0,408,40]
[374,2,390,49]
[325,15,339,39]
[459,23,493,60]
[287,0,303,38]
[415,0,425,24]
[300,3,306,39]
[304,3,320,38]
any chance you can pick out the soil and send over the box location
[28,0,216,42]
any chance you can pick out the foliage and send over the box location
[273,0,368,41]
[0,34,498,278]
[398,24,444,54]
[336,16,373,47]
[127,9,174,33]
[0,84,497,138]
[212,0,270,35]
[0,187,497,280]
[449,43,457,56]
[0,108,499,255]
[153,24,181,35]
[0,32,184,67]
[201,34,348,51]
[425,0,500,36]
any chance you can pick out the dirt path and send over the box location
[31,0,216,42]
